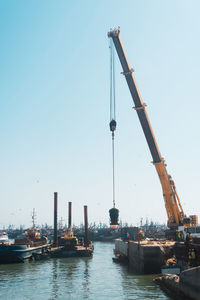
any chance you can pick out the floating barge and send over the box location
[114,239,175,274]
[0,196,94,263]
[51,195,93,258]
[50,244,93,258]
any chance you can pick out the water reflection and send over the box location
[50,257,92,299]
[0,262,28,286]
[82,259,90,299]
[50,259,59,299]
[119,262,172,299]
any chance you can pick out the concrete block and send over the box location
[114,239,128,257]
[179,266,200,299]
[114,239,175,274]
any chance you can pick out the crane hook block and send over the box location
[109,119,117,132]
[109,207,119,225]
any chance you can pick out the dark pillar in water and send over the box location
[84,205,88,243]
[68,202,72,228]
[54,192,58,247]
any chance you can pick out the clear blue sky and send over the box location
[0,0,200,228]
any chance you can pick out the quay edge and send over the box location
[114,239,175,274]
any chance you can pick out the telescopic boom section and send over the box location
[108,28,186,229]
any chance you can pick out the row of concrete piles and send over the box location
[53,192,89,247]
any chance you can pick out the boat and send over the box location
[0,228,50,264]
[0,232,9,243]
[51,226,93,258]
[112,253,128,264]
[0,244,49,263]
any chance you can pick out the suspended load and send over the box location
[110,119,116,132]
[109,207,119,225]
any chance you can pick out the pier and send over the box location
[114,239,175,274]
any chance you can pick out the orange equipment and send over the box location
[108,27,197,230]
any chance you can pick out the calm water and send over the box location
[0,242,172,300]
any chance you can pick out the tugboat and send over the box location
[0,210,50,264]
[0,232,9,243]
[0,228,49,263]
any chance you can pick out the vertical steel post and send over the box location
[54,192,58,247]
[84,205,88,243]
[68,202,72,228]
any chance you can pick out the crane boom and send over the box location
[108,27,189,229]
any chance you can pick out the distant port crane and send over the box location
[108,27,197,230]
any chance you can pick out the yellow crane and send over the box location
[108,27,198,230]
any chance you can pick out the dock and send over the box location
[114,239,175,274]
[50,244,93,258]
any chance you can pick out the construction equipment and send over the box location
[109,37,119,226]
[108,27,197,230]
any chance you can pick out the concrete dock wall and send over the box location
[128,241,143,273]
[115,239,128,257]
[179,266,200,300]
[128,241,165,274]
[114,239,175,274]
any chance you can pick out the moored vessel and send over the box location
[0,228,49,264]
[0,232,9,243]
